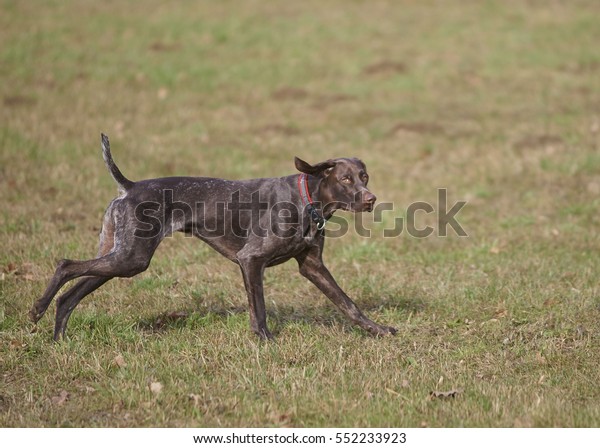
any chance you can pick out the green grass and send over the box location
[1,0,600,427]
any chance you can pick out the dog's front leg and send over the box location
[237,253,272,340]
[296,251,397,337]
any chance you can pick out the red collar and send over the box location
[297,174,326,229]
[297,173,314,205]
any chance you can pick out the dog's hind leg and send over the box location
[30,198,160,327]
[29,258,75,324]
[29,201,120,324]
[51,208,117,340]
[53,276,110,341]
[31,234,158,339]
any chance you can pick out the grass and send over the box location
[1,0,600,427]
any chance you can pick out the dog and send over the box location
[30,134,397,340]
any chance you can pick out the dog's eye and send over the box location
[341,176,352,184]
[361,174,369,183]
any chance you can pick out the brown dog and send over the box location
[30,134,397,340]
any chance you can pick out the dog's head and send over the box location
[294,156,376,212]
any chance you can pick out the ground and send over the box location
[1,0,600,427]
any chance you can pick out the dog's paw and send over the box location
[28,306,44,323]
[370,324,397,338]
[254,327,274,341]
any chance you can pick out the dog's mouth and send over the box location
[347,202,374,213]
[338,201,375,213]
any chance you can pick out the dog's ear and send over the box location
[294,157,336,176]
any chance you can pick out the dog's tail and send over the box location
[101,133,135,192]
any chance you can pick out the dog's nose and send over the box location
[363,191,377,204]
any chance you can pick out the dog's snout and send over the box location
[364,191,377,204]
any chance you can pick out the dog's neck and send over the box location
[302,174,339,220]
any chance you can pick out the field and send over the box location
[1,0,600,427]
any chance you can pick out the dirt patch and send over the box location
[513,134,564,150]
[363,60,407,76]
[388,121,445,136]
[559,61,600,75]
[4,95,36,107]
[311,93,355,109]
[271,87,353,107]
[256,124,300,136]
[149,41,180,52]
[318,93,354,103]
[41,187,58,199]
[271,87,310,101]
